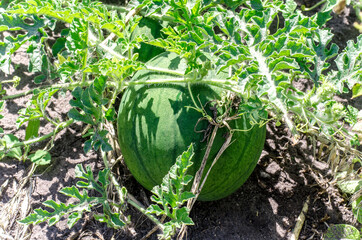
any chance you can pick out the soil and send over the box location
[1,1,362,240]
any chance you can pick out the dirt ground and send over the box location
[1,1,362,239]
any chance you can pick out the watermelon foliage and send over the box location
[0,0,361,239]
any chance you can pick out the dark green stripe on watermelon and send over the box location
[117,52,266,201]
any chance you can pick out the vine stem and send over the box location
[179,125,233,240]
[0,78,19,84]
[1,81,110,101]
[249,47,299,143]
[188,126,218,204]
[301,0,327,11]
[104,4,175,23]
[88,30,185,77]
[127,77,240,93]
[5,119,74,149]
[290,196,310,240]
[100,149,163,229]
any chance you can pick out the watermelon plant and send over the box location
[117,52,267,201]
[0,0,361,239]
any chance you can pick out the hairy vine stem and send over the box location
[100,149,163,229]
[0,81,111,101]
[104,4,175,23]
[3,119,74,149]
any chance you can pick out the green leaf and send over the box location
[83,139,92,154]
[283,0,297,16]
[105,108,115,121]
[338,180,362,194]
[250,0,263,11]
[316,11,333,26]
[34,74,47,84]
[98,168,109,188]
[352,196,362,224]
[324,224,360,240]
[68,108,94,125]
[331,35,362,93]
[345,106,359,125]
[146,144,195,239]
[16,88,58,129]
[94,214,108,223]
[0,13,51,74]
[25,118,40,140]
[2,134,22,160]
[148,204,164,215]
[21,164,124,230]
[352,84,362,99]
[67,212,82,228]
[175,207,194,225]
[93,76,107,95]
[28,150,51,166]
[59,186,84,199]
[109,212,125,228]
[82,129,112,153]
[52,37,66,56]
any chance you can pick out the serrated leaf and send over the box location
[175,207,194,225]
[74,164,86,178]
[109,212,125,228]
[105,108,115,121]
[98,168,109,188]
[21,164,117,229]
[93,76,107,95]
[147,144,195,238]
[250,0,263,11]
[331,35,362,92]
[146,204,164,216]
[68,108,94,125]
[87,85,102,106]
[283,0,297,17]
[0,13,50,74]
[67,212,82,228]
[180,191,195,202]
[269,57,298,72]
[59,186,83,199]
[91,130,112,152]
[76,181,90,188]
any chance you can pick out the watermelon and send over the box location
[117,52,266,201]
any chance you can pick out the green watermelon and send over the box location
[117,52,266,201]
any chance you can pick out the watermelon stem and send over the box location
[180,127,233,239]
[100,149,164,229]
[126,77,240,93]
[188,125,218,208]
[3,119,74,149]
